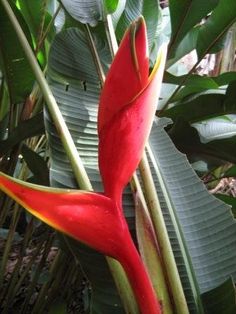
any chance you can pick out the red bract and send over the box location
[0,16,167,314]
[98,17,166,202]
[0,173,126,257]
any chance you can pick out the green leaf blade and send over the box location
[149,117,236,310]
[196,0,236,59]
[0,2,35,103]
[168,0,219,58]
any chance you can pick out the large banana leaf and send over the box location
[60,0,119,26]
[115,0,161,51]
[148,117,236,311]
[46,26,135,313]
[168,0,219,58]
[196,0,236,59]
[0,1,34,103]
[192,118,236,143]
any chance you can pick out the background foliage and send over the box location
[0,0,236,313]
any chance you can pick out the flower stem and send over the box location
[120,228,162,314]
[104,14,118,58]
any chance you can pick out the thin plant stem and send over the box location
[131,173,174,314]
[104,14,118,58]
[36,4,62,54]
[35,0,48,54]
[85,24,106,84]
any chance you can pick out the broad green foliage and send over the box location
[197,0,236,58]
[115,0,161,50]
[60,0,119,25]
[0,2,34,103]
[0,0,236,313]
[149,118,236,311]
[168,0,219,58]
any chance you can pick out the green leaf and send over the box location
[0,1,35,103]
[46,27,136,313]
[0,79,9,122]
[196,0,236,59]
[224,165,236,178]
[149,117,236,311]
[170,79,219,103]
[115,0,161,51]
[104,0,119,14]
[162,80,236,122]
[163,71,236,87]
[192,119,236,143]
[21,144,49,186]
[17,0,55,57]
[60,0,102,26]
[167,26,199,67]
[169,118,236,166]
[168,0,219,58]
[201,278,236,314]
[162,94,227,123]
[215,194,236,218]
[0,112,45,157]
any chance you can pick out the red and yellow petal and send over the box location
[0,172,126,257]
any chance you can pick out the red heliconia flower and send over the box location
[0,16,167,314]
[98,17,166,203]
[0,173,161,314]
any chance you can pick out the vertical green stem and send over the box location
[104,14,118,58]
[131,173,174,314]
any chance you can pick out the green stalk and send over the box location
[139,151,189,314]
[104,14,118,58]
[84,24,106,84]
[131,173,173,314]
[36,4,62,55]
